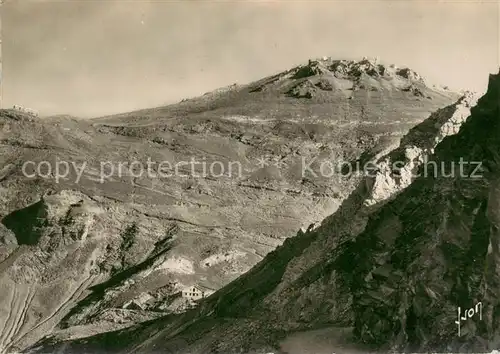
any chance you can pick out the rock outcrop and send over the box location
[346,70,500,352]
[365,91,479,206]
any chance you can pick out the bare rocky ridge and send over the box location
[0,58,461,352]
[28,70,500,354]
[364,91,479,206]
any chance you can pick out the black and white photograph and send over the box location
[0,0,499,353]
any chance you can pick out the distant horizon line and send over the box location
[4,56,487,119]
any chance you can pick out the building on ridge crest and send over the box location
[12,104,39,117]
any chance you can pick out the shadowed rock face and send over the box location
[364,91,479,206]
[0,58,463,352]
[348,71,500,352]
[24,71,500,354]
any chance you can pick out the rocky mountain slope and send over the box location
[0,57,461,352]
[29,70,500,354]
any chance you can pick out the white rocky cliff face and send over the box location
[365,92,479,206]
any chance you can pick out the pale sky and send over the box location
[2,0,499,118]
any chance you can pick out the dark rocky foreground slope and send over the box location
[0,58,462,352]
[25,71,500,353]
